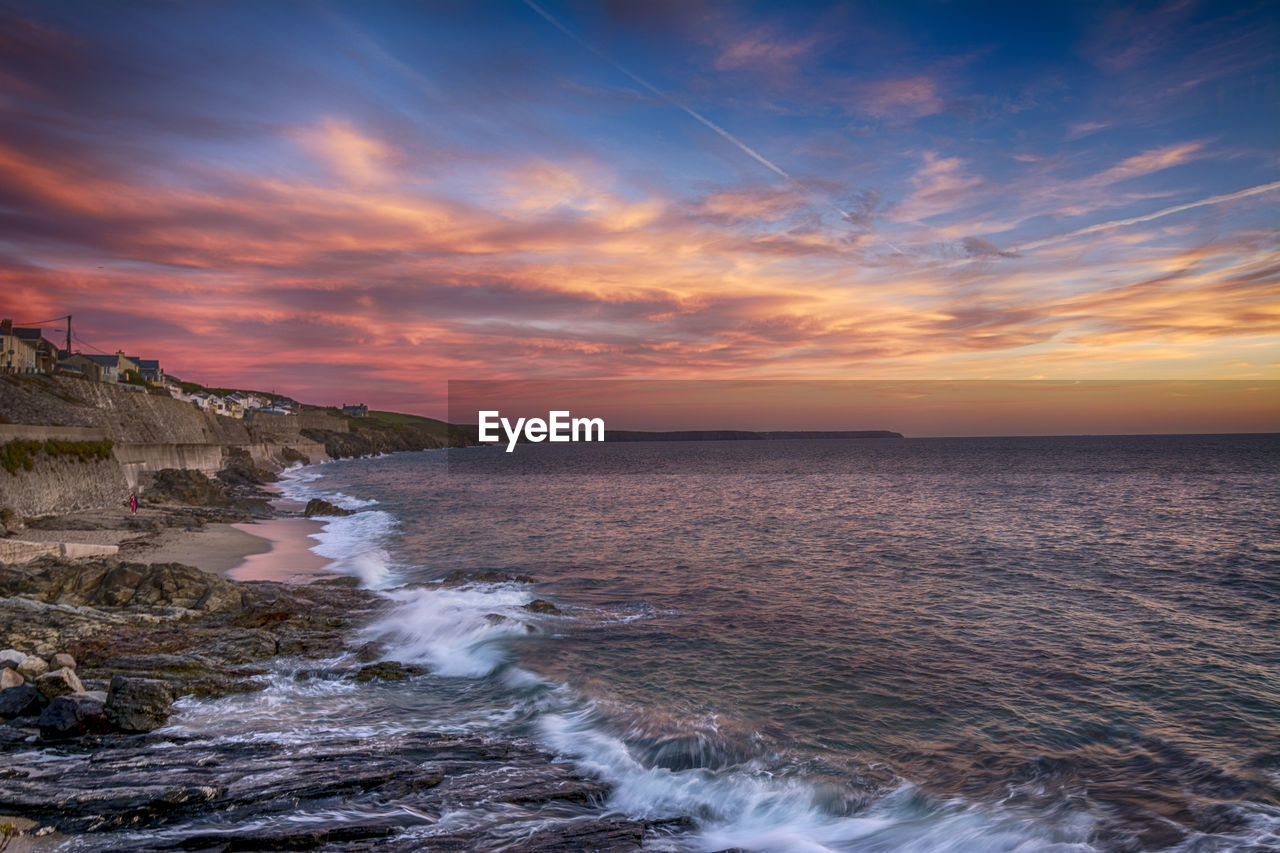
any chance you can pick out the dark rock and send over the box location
[0,730,680,849]
[0,684,45,718]
[303,498,355,518]
[37,693,110,738]
[313,574,362,588]
[522,598,563,615]
[440,569,536,587]
[105,676,176,732]
[483,613,535,633]
[216,447,277,487]
[352,661,426,682]
[35,666,84,699]
[0,557,247,611]
[352,640,387,662]
[142,468,235,507]
[300,421,445,461]
[279,446,310,466]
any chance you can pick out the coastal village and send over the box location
[1,318,368,419]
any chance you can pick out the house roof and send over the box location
[14,328,56,346]
[80,354,120,367]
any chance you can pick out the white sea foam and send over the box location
[271,464,400,587]
[360,583,544,677]
[539,704,1103,852]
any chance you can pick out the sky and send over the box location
[0,0,1277,424]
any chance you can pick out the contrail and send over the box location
[1011,180,1280,253]
[522,0,791,181]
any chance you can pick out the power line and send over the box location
[13,316,69,327]
[70,331,111,355]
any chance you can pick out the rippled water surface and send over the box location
[243,435,1279,850]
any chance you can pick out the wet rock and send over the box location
[51,652,76,670]
[484,613,536,633]
[303,498,355,518]
[352,661,426,682]
[35,666,84,699]
[16,655,48,679]
[440,569,535,587]
[522,598,563,615]
[0,648,23,669]
[141,468,235,507]
[0,557,247,612]
[0,729,677,849]
[352,640,387,662]
[37,692,109,739]
[105,676,177,732]
[0,667,23,690]
[0,684,44,718]
[314,574,363,588]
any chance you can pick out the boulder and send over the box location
[303,498,355,518]
[35,666,84,699]
[37,693,110,739]
[52,652,77,670]
[352,662,426,682]
[0,558,247,612]
[0,668,23,690]
[16,655,49,679]
[73,689,109,705]
[0,684,45,718]
[0,506,23,531]
[0,648,24,669]
[105,676,176,732]
[441,569,536,587]
[522,599,563,616]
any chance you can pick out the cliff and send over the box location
[0,375,444,517]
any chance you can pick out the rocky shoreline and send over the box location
[0,468,693,852]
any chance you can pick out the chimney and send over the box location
[0,318,11,334]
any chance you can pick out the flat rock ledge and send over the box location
[0,730,690,851]
[0,558,695,851]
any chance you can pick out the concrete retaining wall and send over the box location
[114,442,226,490]
[0,453,130,517]
[247,410,348,439]
[0,425,109,443]
[0,376,346,515]
[0,539,118,564]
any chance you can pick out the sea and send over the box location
[177,435,1280,850]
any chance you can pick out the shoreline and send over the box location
[0,457,675,852]
[225,517,332,582]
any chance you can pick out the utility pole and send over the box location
[66,314,72,356]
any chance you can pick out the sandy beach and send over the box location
[21,502,333,581]
[225,518,332,582]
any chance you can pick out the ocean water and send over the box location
[193,435,1279,851]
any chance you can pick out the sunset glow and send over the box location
[1,1,1277,419]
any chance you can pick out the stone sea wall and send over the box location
[0,375,446,518]
[0,376,333,516]
[0,450,131,516]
